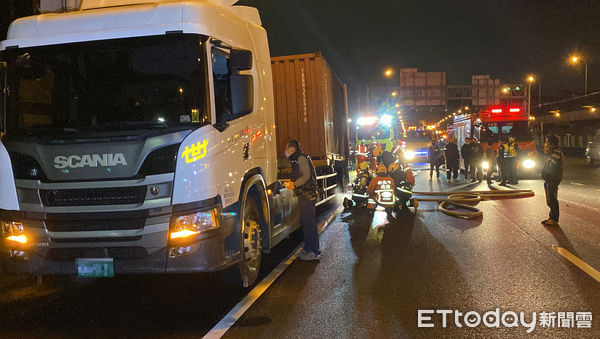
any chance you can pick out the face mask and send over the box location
[284,150,290,157]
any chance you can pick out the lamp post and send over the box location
[527,75,534,115]
[570,55,589,95]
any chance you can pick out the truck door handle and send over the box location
[243,143,250,160]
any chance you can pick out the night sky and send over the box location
[239,0,600,106]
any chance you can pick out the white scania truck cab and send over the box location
[0,0,302,287]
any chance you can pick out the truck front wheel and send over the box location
[240,196,262,287]
[222,194,263,288]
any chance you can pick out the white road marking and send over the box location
[570,182,584,186]
[203,205,343,339]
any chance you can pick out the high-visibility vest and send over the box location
[507,142,518,157]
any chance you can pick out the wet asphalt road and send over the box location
[0,202,339,337]
[224,158,600,338]
[1,158,600,338]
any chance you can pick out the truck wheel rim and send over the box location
[243,218,261,271]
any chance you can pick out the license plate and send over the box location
[77,258,114,278]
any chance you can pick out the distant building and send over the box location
[369,68,527,123]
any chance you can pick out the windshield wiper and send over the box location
[26,126,80,135]
[96,121,169,130]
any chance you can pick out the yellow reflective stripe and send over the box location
[553,246,600,284]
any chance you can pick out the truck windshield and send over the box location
[357,126,391,140]
[480,121,531,142]
[404,131,433,142]
[3,34,208,142]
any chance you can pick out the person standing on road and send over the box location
[484,140,496,185]
[445,137,460,183]
[506,135,520,184]
[469,137,484,182]
[541,135,564,226]
[497,137,508,186]
[460,137,472,181]
[284,139,321,260]
[428,140,442,181]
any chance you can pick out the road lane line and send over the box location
[570,182,584,186]
[203,205,343,339]
[552,246,600,284]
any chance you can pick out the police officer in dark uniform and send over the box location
[497,137,508,186]
[284,140,321,260]
[541,135,564,226]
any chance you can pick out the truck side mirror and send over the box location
[230,74,254,116]
[230,49,252,71]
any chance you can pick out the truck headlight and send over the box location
[1,221,27,245]
[170,208,220,240]
[481,161,490,170]
[404,150,416,160]
[523,159,536,169]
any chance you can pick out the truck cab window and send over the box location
[212,50,233,123]
[3,34,210,142]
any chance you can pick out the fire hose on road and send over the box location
[412,189,535,219]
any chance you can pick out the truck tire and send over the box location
[222,194,263,288]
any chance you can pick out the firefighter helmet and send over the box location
[358,161,369,171]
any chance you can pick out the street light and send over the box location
[569,55,589,95]
[384,68,394,78]
[527,75,535,115]
[391,91,398,97]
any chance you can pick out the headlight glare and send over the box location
[523,159,536,169]
[482,161,490,170]
[404,150,416,160]
[2,221,27,245]
[170,208,219,240]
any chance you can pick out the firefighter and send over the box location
[366,164,395,210]
[355,139,368,171]
[506,135,520,184]
[355,161,373,190]
[368,136,382,171]
[380,150,407,187]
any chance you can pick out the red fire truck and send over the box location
[450,105,541,175]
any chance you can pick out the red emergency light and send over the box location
[491,108,503,114]
[509,107,521,113]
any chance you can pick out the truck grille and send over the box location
[46,247,148,261]
[40,186,147,206]
[44,211,147,232]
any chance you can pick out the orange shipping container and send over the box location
[270,52,349,160]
